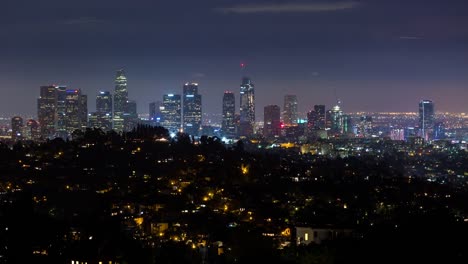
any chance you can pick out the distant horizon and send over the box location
[1,0,467,116]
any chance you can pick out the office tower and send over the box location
[97,91,113,114]
[313,105,326,129]
[11,116,23,141]
[149,101,162,125]
[89,91,113,131]
[24,119,40,141]
[283,95,298,126]
[263,105,281,138]
[328,104,344,135]
[307,105,326,130]
[419,100,435,141]
[37,85,58,139]
[342,114,352,135]
[65,89,88,134]
[434,122,445,140]
[55,86,67,138]
[161,94,181,134]
[124,100,139,131]
[182,83,202,136]
[222,91,236,138]
[239,77,255,136]
[113,70,128,132]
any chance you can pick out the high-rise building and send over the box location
[37,85,58,139]
[239,77,255,137]
[161,94,182,134]
[55,86,68,138]
[313,105,326,129]
[65,89,87,134]
[124,100,138,131]
[419,100,435,141]
[263,105,281,138]
[434,122,445,140]
[149,101,163,125]
[11,116,23,141]
[182,83,202,136]
[24,119,40,141]
[89,91,113,131]
[307,105,326,132]
[328,104,344,135]
[96,91,113,114]
[113,70,128,132]
[222,91,236,137]
[283,95,298,126]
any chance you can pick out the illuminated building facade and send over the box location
[149,101,163,125]
[222,91,236,137]
[89,91,113,131]
[327,104,344,135]
[124,100,138,131]
[263,105,281,138]
[283,95,298,126]
[182,83,202,136]
[65,89,88,134]
[161,94,182,134]
[24,119,40,141]
[113,69,128,132]
[11,116,23,141]
[419,100,435,141]
[307,105,326,130]
[37,85,58,139]
[55,86,68,138]
[239,77,255,137]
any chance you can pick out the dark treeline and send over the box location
[0,126,467,263]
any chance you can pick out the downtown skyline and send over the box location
[1,0,468,116]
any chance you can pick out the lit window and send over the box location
[304,233,309,241]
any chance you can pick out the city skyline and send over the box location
[1,0,468,116]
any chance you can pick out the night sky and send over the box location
[1,0,468,118]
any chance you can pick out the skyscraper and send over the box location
[124,100,138,131]
[24,119,40,141]
[307,105,326,131]
[283,95,298,126]
[182,83,202,136]
[89,91,113,131]
[263,105,281,138]
[65,89,87,134]
[239,77,255,137]
[113,70,128,132]
[37,85,58,139]
[149,101,162,125]
[313,105,326,129]
[328,104,344,135]
[161,94,182,134]
[419,100,435,141]
[11,116,23,141]
[55,86,68,138]
[434,122,445,140]
[222,91,236,138]
[96,91,113,114]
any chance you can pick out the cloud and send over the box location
[62,17,105,26]
[215,1,360,14]
[191,73,206,78]
[399,36,423,40]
